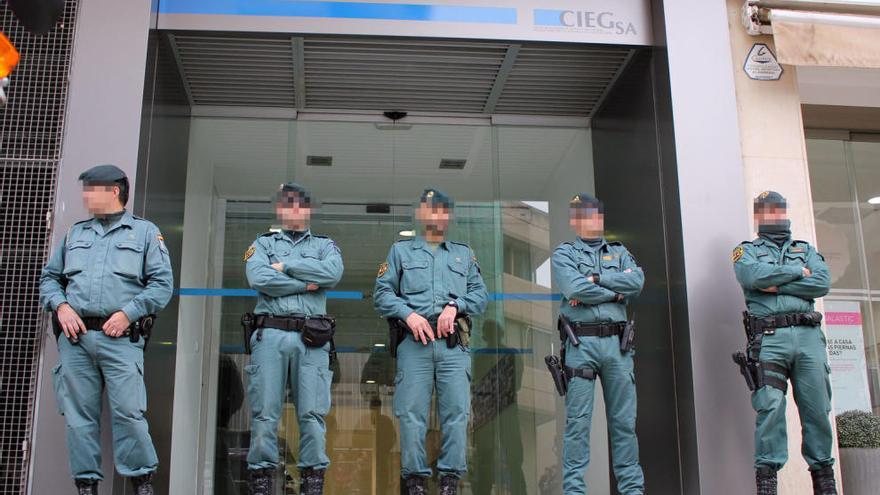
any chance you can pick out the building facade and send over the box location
[0,0,877,494]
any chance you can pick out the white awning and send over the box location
[771,10,880,68]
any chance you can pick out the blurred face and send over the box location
[754,204,787,227]
[275,193,311,230]
[569,207,604,238]
[416,201,450,238]
[82,183,122,214]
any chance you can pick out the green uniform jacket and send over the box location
[245,230,343,316]
[39,211,173,321]
[552,238,644,324]
[373,236,488,320]
[733,237,830,317]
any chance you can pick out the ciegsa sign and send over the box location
[158,0,653,46]
[534,8,640,36]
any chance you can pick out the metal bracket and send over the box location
[742,1,773,35]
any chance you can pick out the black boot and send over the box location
[300,467,325,495]
[249,468,275,495]
[130,474,153,495]
[75,479,98,495]
[439,475,459,495]
[404,475,428,495]
[810,465,838,495]
[756,467,777,495]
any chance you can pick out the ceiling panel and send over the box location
[168,32,635,117]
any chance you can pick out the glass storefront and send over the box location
[806,136,880,415]
[135,35,682,494]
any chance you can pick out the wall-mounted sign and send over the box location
[744,43,784,81]
[158,0,653,46]
[825,301,872,413]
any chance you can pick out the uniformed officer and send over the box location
[552,193,645,495]
[732,191,836,495]
[373,188,488,495]
[244,182,343,495]
[39,164,173,495]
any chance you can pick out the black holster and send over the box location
[388,318,408,358]
[557,314,578,347]
[620,318,636,353]
[241,313,259,354]
[545,355,568,397]
[446,315,472,349]
[128,314,156,350]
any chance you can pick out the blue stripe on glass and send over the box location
[159,1,517,24]
[533,9,566,26]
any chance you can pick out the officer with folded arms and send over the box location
[39,164,173,495]
[551,193,645,495]
[373,188,488,495]
[243,182,343,495]
[732,191,836,495]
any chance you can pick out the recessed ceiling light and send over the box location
[868,196,880,205]
[306,155,332,167]
[374,343,386,347]
[439,159,466,170]
[399,230,416,237]
[365,380,376,384]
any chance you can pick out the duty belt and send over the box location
[749,311,822,336]
[256,314,307,332]
[570,321,627,338]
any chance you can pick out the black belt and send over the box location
[571,321,627,338]
[752,311,822,335]
[256,315,306,332]
[81,316,110,330]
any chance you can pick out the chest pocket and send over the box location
[576,256,596,276]
[300,249,321,261]
[402,260,430,294]
[112,241,144,279]
[447,258,468,296]
[600,253,621,272]
[63,240,93,276]
[756,250,775,264]
[784,250,808,266]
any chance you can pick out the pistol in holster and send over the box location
[387,318,408,359]
[545,354,569,397]
[446,314,472,349]
[620,317,636,353]
[241,312,263,355]
[127,314,156,350]
[731,310,766,391]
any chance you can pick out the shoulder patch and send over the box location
[377,261,389,278]
[732,246,745,263]
[244,245,256,262]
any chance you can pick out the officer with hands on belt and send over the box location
[243,182,343,495]
[551,193,645,495]
[373,188,488,495]
[39,164,173,495]
[732,191,836,495]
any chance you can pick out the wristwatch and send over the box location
[446,300,458,309]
